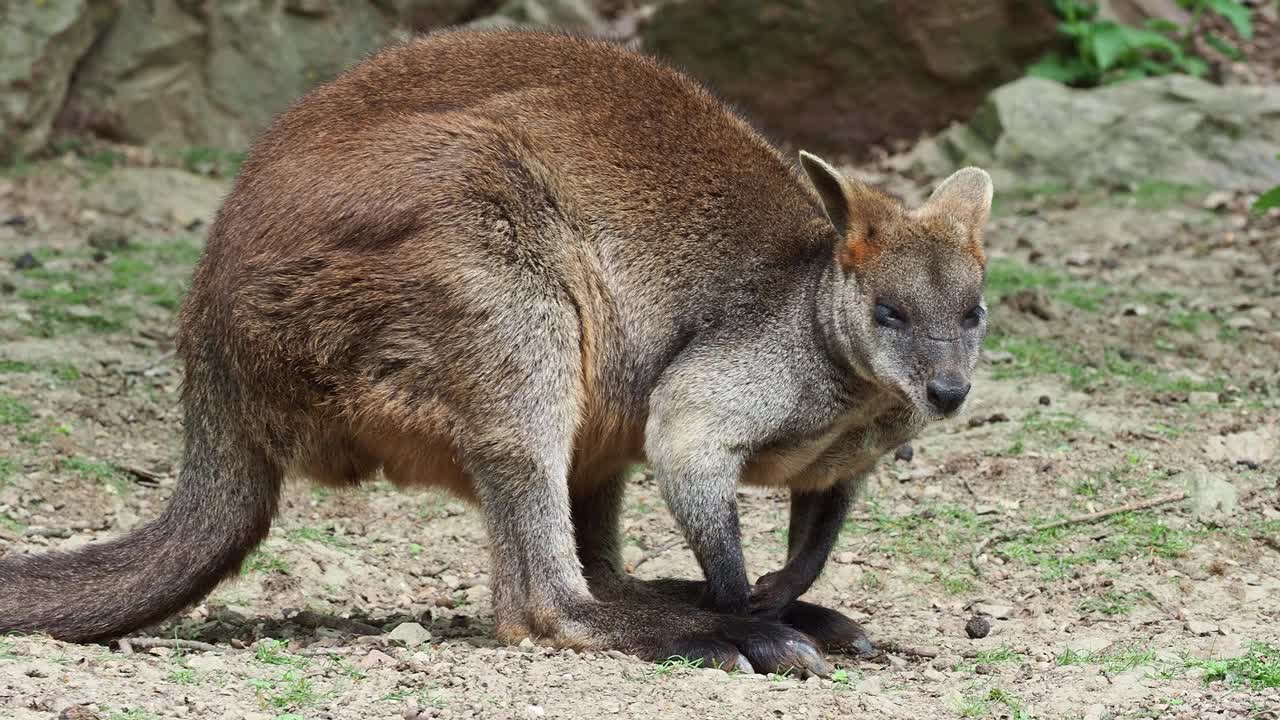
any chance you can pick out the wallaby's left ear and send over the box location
[799,150,899,271]
[799,150,852,238]
[925,167,994,247]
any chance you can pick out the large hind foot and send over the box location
[549,599,832,677]
[601,577,876,657]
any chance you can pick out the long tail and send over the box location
[0,409,282,643]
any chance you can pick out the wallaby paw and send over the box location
[718,618,832,677]
[779,600,877,657]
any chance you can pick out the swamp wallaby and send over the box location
[0,29,992,676]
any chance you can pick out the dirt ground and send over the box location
[0,152,1277,720]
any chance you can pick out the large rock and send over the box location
[466,0,601,30]
[914,75,1280,192]
[59,0,394,150]
[0,0,117,161]
[643,0,1058,157]
[373,0,498,32]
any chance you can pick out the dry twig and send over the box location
[876,641,979,660]
[628,537,685,572]
[969,491,1187,575]
[116,637,222,654]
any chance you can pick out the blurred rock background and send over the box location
[1,0,1277,190]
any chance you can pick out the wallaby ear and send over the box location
[799,150,852,238]
[799,150,895,271]
[925,167,994,249]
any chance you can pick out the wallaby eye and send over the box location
[962,305,985,330]
[873,303,908,329]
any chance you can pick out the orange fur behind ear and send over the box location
[839,233,879,272]
[967,238,986,266]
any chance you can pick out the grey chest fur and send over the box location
[740,403,924,492]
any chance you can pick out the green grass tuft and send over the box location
[1193,643,1280,690]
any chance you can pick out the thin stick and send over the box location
[117,637,222,653]
[629,537,685,572]
[876,641,979,660]
[969,491,1187,575]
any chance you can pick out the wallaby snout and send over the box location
[926,373,970,415]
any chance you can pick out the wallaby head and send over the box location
[799,152,993,421]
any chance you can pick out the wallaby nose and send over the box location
[926,377,970,414]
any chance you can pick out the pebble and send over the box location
[359,649,398,669]
[87,225,130,251]
[922,668,947,682]
[1038,394,1051,406]
[186,654,225,672]
[387,622,433,648]
[971,603,1014,620]
[1083,703,1107,720]
[519,637,537,652]
[894,445,914,462]
[1185,619,1218,636]
[931,655,960,671]
[854,676,883,695]
[58,708,100,720]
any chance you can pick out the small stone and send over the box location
[187,654,225,672]
[1038,395,1051,406]
[359,649,398,669]
[966,615,991,639]
[1204,429,1276,468]
[854,675,883,694]
[1188,391,1219,405]
[1064,636,1112,655]
[59,708,101,720]
[1185,619,1218,636]
[519,637,537,652]
[974,663,995,675]
[1083,703,1107,720]
[621,544,645,571]
[1202,191,1233,210]
[982,349,1014,365]
[387,622,432,648]
[972,603,1013,620]
[702,667,729,680]
[835,551,856,564]
[12,252,40,270]
[931,655,960,671]
[804,674,821,686]
[922,667,947,682]
[88,226,130,251]
[463,584,491,605]
[894,445,914,462]
[1184,470,1238,519]
[525,705,546,718]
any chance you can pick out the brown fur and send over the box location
[0,29,991,674]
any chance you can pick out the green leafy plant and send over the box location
[1255,158,1280,214]
[1031,0,1253,86]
